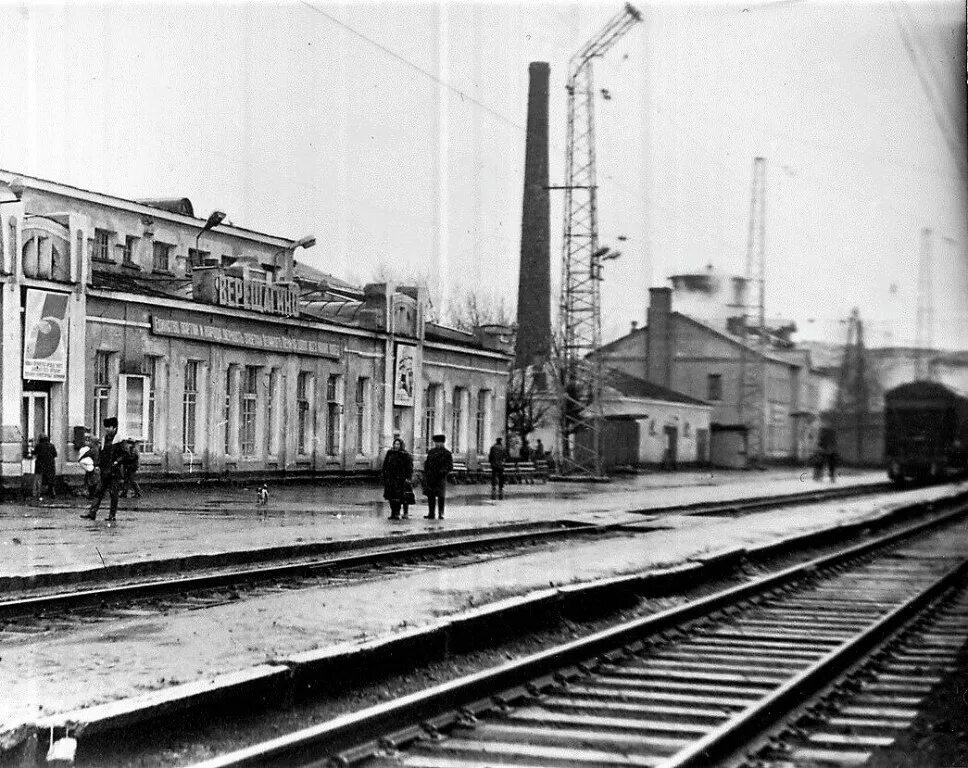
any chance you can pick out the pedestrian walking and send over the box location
[519,437,532,462]
[422,434,453,520]
[814,427,839,482]
[488,437,506,500]
[33,435,58,499]
[382,437,414,519]
[80,417,122,522]
[118,439,142,498]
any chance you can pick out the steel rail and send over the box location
[0,522,600,620]
[184,494,968,768]
[0,481,892,622]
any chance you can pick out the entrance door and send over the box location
[663,425,678,468]
[21,392,50,473]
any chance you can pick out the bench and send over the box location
[508,461,536,484]
[449,461,470,484]
[533,459,550,482]
[477,461,492,483]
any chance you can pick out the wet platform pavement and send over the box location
[2,470,965,750]
[0,469,884,581]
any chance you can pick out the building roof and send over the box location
[604,369,709,406]
[1,168,295,247]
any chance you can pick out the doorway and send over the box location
[663,425,678,469]
[21,391,50,473]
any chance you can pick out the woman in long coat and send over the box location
[382,438,414,519]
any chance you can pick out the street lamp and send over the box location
[291,235,316,250]
[276,235,316,282]
[193,210,227,269]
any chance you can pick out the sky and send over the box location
[0,0,965,350]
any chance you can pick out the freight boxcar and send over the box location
[884,381,968,483]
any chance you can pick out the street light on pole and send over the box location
[193,210,227,270]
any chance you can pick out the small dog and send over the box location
[257,483,269,506]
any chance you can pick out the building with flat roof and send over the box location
[0,171,509,493]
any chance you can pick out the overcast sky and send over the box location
[0,0,964,349]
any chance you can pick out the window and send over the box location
[152,241,172,272]
[475,390,489,454]
[326,374,341,457]
[265,368,278,455]
[141,357,157,453]
[297,372,312,456]
[451,387,466,453]
[118,375,149,441]
[92,229,111,261]
[187,248,209,268]
[93,351,112,431]
[240,366,258,456]
[119,236,138,266]
[183,361,199,453]
[423,384,439,449]
[355,377,369,456]
[707,374,723,402]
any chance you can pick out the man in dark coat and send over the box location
[33,435,58,498]
[81,417,122,522]
[422,434,453,520]
[519,438,532,462]
[488,437,506,500]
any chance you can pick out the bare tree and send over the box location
[445,288,514,332]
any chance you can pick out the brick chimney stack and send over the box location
[514,62,552,369]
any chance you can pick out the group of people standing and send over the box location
[381,433,452,520]
[381,434,548,518]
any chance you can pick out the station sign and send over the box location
[151,316,342,359]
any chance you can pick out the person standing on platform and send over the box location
[80,417,122,522]
[77,431,100,498]
[488,437,506,500]
[422,434,453,520]
[382,437,414,519]
[519,437,532,462]
[533,439,546,461]
[119,439,142,498]
[33,435,58,499]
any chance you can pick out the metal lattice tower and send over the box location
[836,307,869,462]
[557,3,641,476]
[738,157,767,466]
[916,226,934,379]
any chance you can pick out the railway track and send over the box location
[0,481,892,635]
[186,498,968,768]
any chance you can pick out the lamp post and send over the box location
[279,235,315,282]
[193,210,227,270]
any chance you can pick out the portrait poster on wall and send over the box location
[393,343,416,407]
[23,289,70,381]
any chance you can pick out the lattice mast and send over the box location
[915,226,934,380]
[836,307,869,461]
[739,157,767,465]
[557,3,641,475]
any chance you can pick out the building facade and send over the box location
[599,287,820,465]
[0,171,509,492]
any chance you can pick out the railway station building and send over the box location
[0,170,510,493]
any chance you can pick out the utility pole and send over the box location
[556,3,641,476]
[915,226,934,380]
[739,157,767,466]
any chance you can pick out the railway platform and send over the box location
[7,467,958,754]
[0,468,884,583]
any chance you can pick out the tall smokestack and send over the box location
[515,61,552,369]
